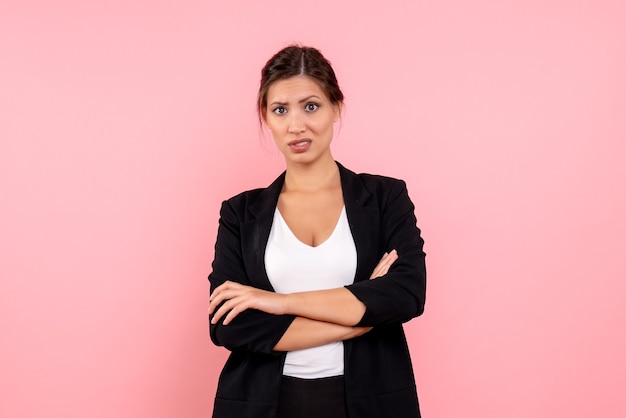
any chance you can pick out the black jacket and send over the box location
[209,162,426,418]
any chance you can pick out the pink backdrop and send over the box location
[2,1,625,417]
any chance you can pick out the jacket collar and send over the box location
[246,161,373,220]
[241,161,378,290]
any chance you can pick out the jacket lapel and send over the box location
[338,163,381,284]
[240,172,285,291]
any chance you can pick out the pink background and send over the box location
[2,1,625,417]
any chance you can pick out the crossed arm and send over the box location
[209,250,398,351]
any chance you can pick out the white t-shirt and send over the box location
[265,206,357,379]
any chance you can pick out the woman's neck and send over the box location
[283,157,340,193]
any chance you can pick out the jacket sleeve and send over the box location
[345,180,426,327]
[208,199,296,355]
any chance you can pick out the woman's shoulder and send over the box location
[219,171,285,216]
[338,162,407,193]
[357,171,406,186]
[358,173,409,205]
[215,188,269,224]
[220,187,268,213]
[224,186,265,203]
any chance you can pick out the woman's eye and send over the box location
[305,103,319,112]
[272,107,287,115]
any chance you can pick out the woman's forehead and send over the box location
[267,76,327,103]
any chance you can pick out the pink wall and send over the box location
[2,1,625,417]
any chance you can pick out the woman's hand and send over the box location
[369,249,398,279]
[209,281,287,325]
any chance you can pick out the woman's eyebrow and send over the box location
[269,95,322,106]
[298,95,321,103]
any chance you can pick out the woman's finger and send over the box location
[369,252,388,279]
[209,281,287,323]
[209,281,243,314]
[369,249,398,279]
[373,252,391,277]
[211,296,241,324]
[210,280,237,300]
[210,283,264,323]
[223,302,248,325]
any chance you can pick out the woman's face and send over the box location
[263,76,340,166]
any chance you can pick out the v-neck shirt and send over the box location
[265,206,357,379]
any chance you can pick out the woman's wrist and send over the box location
[282,293,299,316]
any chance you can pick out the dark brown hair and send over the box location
[257,45,344,120]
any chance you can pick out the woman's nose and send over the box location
[287,113,305,134]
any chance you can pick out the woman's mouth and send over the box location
[288,139,312,153]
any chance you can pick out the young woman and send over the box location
[208,45,426,418]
